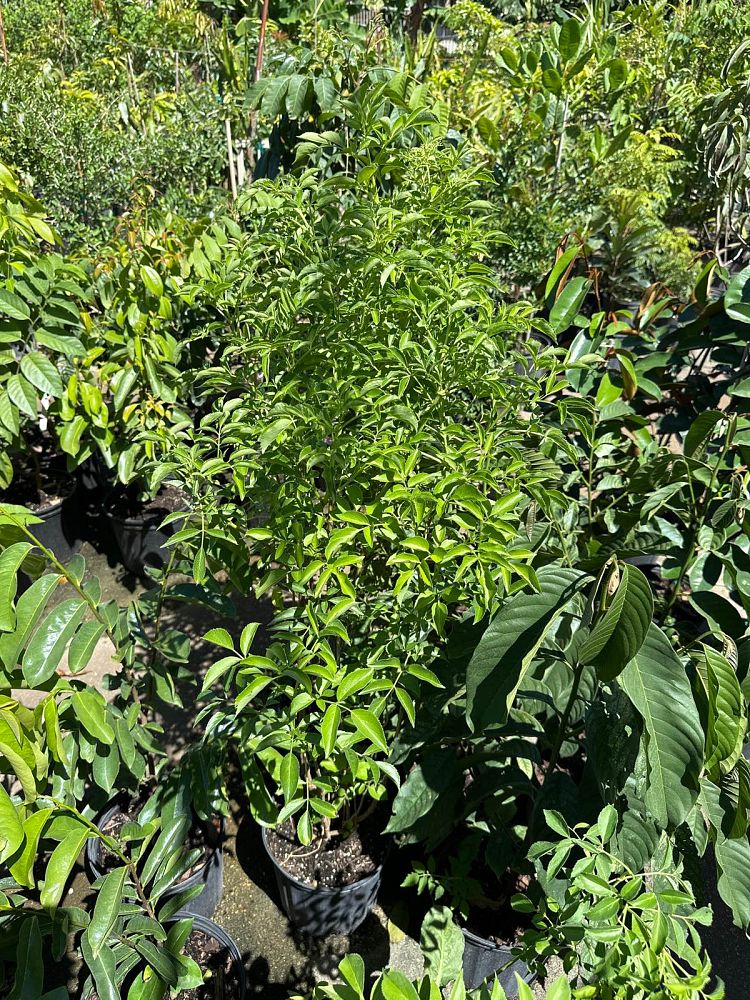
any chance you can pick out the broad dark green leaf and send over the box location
[0,541,33,631]
[19,351,64,397]
[40,824,91,907]
[466,566,587,730]
[22,598,87,685]
[0,573,59,670]
[0,782,24,862]
[88,865,127,957]
[580,563,653,681]
[620,623,703,829]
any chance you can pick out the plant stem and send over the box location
[547,659,584,777]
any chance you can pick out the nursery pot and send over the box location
[170,913,247,1000]
[86,801,224,919]
[28,488,81,563]
[84,915,246,1000]
[462,927,535,993]
[106,493,186,575]
[261,827,383,937]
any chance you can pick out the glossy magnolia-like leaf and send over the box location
[21,598,87,685]
[0,541,33,631]
[548,276,590,333]
[0,573,58,671]
[40,824,92,907]
[9,807,52,887]
[80,928,119,1000]
[87,865,128,957]
[421,906,464,988]
[466,566,587,730]
[579,563,653,681]
[0,781,24,862]
[620,623,703,830]
[71,690,115,745]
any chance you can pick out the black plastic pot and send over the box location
[174,913,247,1000]
[29,490,81,563]
[261,827,383,937]
[86,802,224,919]
[107,506,184,576]
[462,927,535,993]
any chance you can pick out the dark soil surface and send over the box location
[96,795,221,881]
[107,484,187,521]
[266,818,385,889]
[0,447,74,510]
[180,928,242,1000]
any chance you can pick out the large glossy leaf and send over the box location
[0,782,24,862]
[71,690,115,745]
[21,598,87,685]
[87,865,127,957]
[80,929,119,1000]
[10,916,43,1000]
[0,541,33,631]
[548,276,590,334]
[579,563,653,680]
[19,351,63,397]
[466,566,587,730]
[40,824,92,907]
[8,807,52,887]
[0,573,59,671]
[620,623,703,830]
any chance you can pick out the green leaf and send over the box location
[0,288,30,320]
[350,708,388,754]
[71,690,115,745]
[620,623,703,829]
[203,627,235,651]
[0,573,58,670]
[140,265,164,298]
[339,954,365,995]
[11,917,43,1000]
[321,703,340,756]
[67,621,106,674]
[9,807,52,887]
[466,566,587,730]
[702,647,744,774]
[40,824,91,907]
[0,541,33,631]
[725,265,750,324]
[134,939,179,987]
[87,865,127,957]
[421,906,464,988]
[22,598,87,685]
[546,976,572,1000]
[19,351,64,397]
[558,18,582,62]
[280,752,300,804]
[0,782,24,862]
[580,564,654,681]
[684,411,724,457]
[7,374,38,418]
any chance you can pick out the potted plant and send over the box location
[165,112,579,935]
[0,162,93,560]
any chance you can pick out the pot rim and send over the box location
[86,798,224,890]
[261,824,384,896]
[169,912,247,999]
